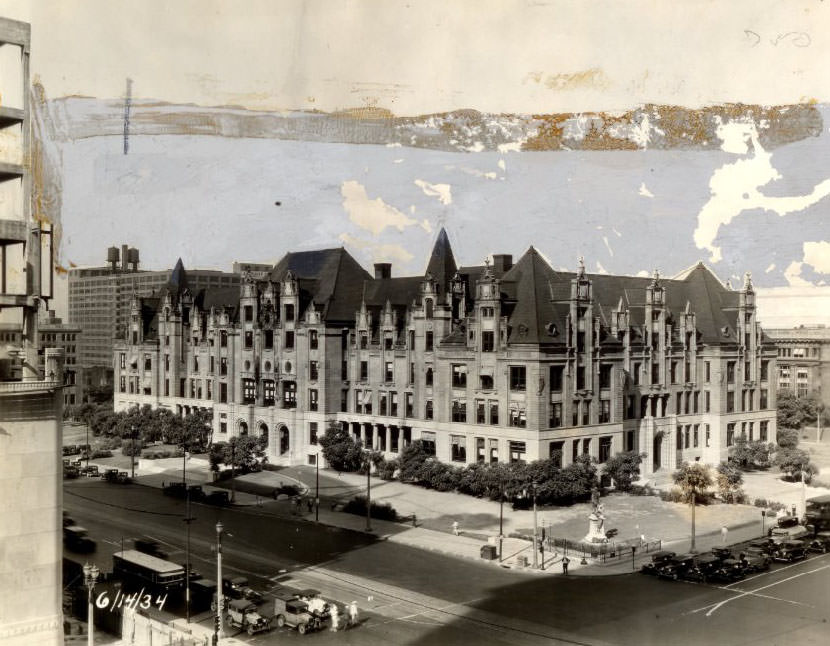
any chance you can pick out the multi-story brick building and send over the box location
[114,229,777,478]
[68,245,243,399]
[766,325,830,407]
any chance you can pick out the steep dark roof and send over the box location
[363,276,423,308]
[140,298,160,340]
[270,247,371,324]
[500,247,560,344]
[425,228,457,294]
[168,258,188,293]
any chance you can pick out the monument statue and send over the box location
[583,487,609,544]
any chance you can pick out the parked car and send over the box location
[223,576,249,599]
[272,591,321,634]
[658,554,696,580]
[191,579,217,611]
[79,465,99,477]
[241,587,264,604]
[775,515,801,529]
[807,531,830,553]
[711,558,747,582]
[769,525,811,543]
[163,482,188,498]
[188,485,206,502]
[63,465,80,479]
[225,599,270,636]
[772,540,808,562]
[63,526,96,553]
[683,555,721,583]
[710,547,732,560]
[640,551,676,575]
[62,513,75,528]
[738,547,771,572]
[747,538,777,555]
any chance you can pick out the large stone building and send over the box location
[766,325,830,406]
[68,246,244,399]
[0,17,64,645]
[114,230,777,478]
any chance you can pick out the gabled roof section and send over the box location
[500,247,560,344]
[363,276,423,308]
[677,263,740,343]
[425,228,457,294]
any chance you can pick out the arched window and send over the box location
[259,423,269,448]
[239,421,248,436]
[279,426,290,455]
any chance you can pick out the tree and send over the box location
[397,440,432,482]
[603,451,645,491]
[318,422,364,473]
[217,435,267,473]
[731,436,773,469]
[777,390,818,429]
[715,462,744,503]
[776,427,800,449]
[774,447,819,483]
[672,462,713,552]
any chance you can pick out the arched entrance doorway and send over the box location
[238,421,248,436]
[258,422,269,448]
[278,425,289,456]
[653,431,663,471]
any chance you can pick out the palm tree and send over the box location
[672,462,713,552]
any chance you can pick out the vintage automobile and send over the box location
[226,599,270,636]
[772,540,808,562]
[807,531,830,553]
[682,555,721,583]
[63,526,96,553]
[272,591,322,634]
[63,465,80,479]
[710,547,732,560]
[205,490,231,506]
[710,558,747,582]
[134,539,169,560]
[222,576,249,599]
[162,482,188,498]
[639,551,677,575]
[738,547,771,572]
[657,554,696,580]
[747,538,777,555]
[769,525,812,543]
[188,485,206,501]
[103,468,130,483]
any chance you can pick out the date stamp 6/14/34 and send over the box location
[95,588,167,613]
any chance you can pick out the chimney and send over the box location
[121,244,129,272]
[374,263,392,279]
[492,254,513,275]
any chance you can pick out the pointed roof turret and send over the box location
[500,246,559,344]
[169,258,189,293]
[425,227,457,294]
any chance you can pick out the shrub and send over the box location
[416,461,462,491]
[377,458,398,481]
[774,447,818,482]
[97,436,123,451]
[716,462,744,503]
[90,449,113,459]
[776,427,800,449]
[319,422,364,473]
[754,497,768,508]
[603,451,645,491]
[121,439,143,457]
[398,440,431,482]
[342,495,398,521]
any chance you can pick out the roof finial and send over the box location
[744,271,753,291]
[652,268,660,284]
[577,256,585,278]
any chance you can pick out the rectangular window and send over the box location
[451,436,467,463]
[727,361,735,384]
[308,389,318,411]
[452,364,467,388]
[704,361,710,383]
[572,400,580,426]
[284,304,295,321]
[309,330,318,349]
[761,360,769,381]
[599,364,612,389]
[242,378,256,404]
[144,354,152,371]
[671,361,678,384]
[360,333,368,349]
[633,362,641,385]
[549,441,564,468]
[684,391,691,415]
[425,366,434,386]
[744,361,751,382]
[573,439,579,464]
[705,390,711,412]
[626,395,636,420]
[264,330,273,350]
[409,362,415,385]
[482,330,495,352]
[582,438,591,456]
[598,436,612,463]
[391,427,400,453]
[684,425,691,449]
[384,334,393,351]
[180,378,186,397]
[360,361,368,381]
[379,392,388,416]
[726,390,735,413]
[582,402,590,426]
[550,402,562,428]
[192,355,199,372]
[385,361,394,383]
[164,379,169,396]
[421,431,436,456]
[476,399,486,424]
[120,353,126,369]
[220,331,227,348]
[165,335,170,347]
[220,422,227,434]
[550,366,564,392]
[405,392,414,417]
[599,399,610,424]
[341,390,348,413]
[489,401,499,425]
[283,381,297,408]
[510,366,527,391]
[285,331,294,350]
[425,400,433,420]
[760,389,768,409]
[220,382,227,403]
[509,404,526,428]
[651,362,660,384]
[760,420,769,442]
[477,438,486,464]
[208,356,213,373]
[309,360,319,381]
[220,357,228,376]
[244,305,254,322]
[452,400,467,423]
[264,380,275,405]
[727,423,735,447]
[509,441,526,464]
[309,422,318,445]
[120,376,126,393]
[576,366,585,390]
[425,331,434,352]
[390,391,398,416]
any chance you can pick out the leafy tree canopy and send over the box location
[672,462,713,504]
[318,422,364,473]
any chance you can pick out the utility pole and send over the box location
[215,522,224,643]
[183,491,195,623]
[531,482,538,570]
[690,491,697,553]
[366,451,372,532]
[130,425,136,480]
[182,437,188,485]
[230,441,236,503]
[498,480,504,563]
[315,452,320,522]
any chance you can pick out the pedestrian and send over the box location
[452,521,460,536]
[348,601,358,627]
[411,514,417,527]
[562,556,570,575]
[640,534,645,546]
[329,603,339,632]
[721,525,728,545]
[307,497,313,513]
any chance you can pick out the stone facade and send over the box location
[766,326,830,408]
[114,230,777,478]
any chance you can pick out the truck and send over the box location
[272,591,322,634]
[63,526,96,553]
[112,550,185,593]
[226,599,270,636]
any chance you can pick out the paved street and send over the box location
[64,479,830,645]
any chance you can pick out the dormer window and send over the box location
[284,304,295,321]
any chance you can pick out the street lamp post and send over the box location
[531,483,538,570]
[183,491,195,623]
[230,441,236,503]
[498,480,504,563]
[130,425,136,480]
[365,450,372,533]
[690,491,697,553]
[215,522,224,644]
[82,563,99,646]
[315,449,320,523]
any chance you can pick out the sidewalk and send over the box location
[87,457,783,577]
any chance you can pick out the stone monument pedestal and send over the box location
[583,512,608,544]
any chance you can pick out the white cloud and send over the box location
[784,261,811,287]
[421,219,432,233]
[340,180,417,236]
[803,241,830,274]
[636,270,650,277]
[638,182,654,198]
[414,179,452,205]
[694,120,830,263]
[339,233,414,264]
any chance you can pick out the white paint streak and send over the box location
[414,179,452,205]
[638,182,655,198]
[339,233,414,264]
[341,180,417,236]
[694,119,830,263]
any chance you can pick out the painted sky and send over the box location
[2,0,830,326]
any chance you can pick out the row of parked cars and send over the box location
[641,521,830,584]
[162,482,231,506]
